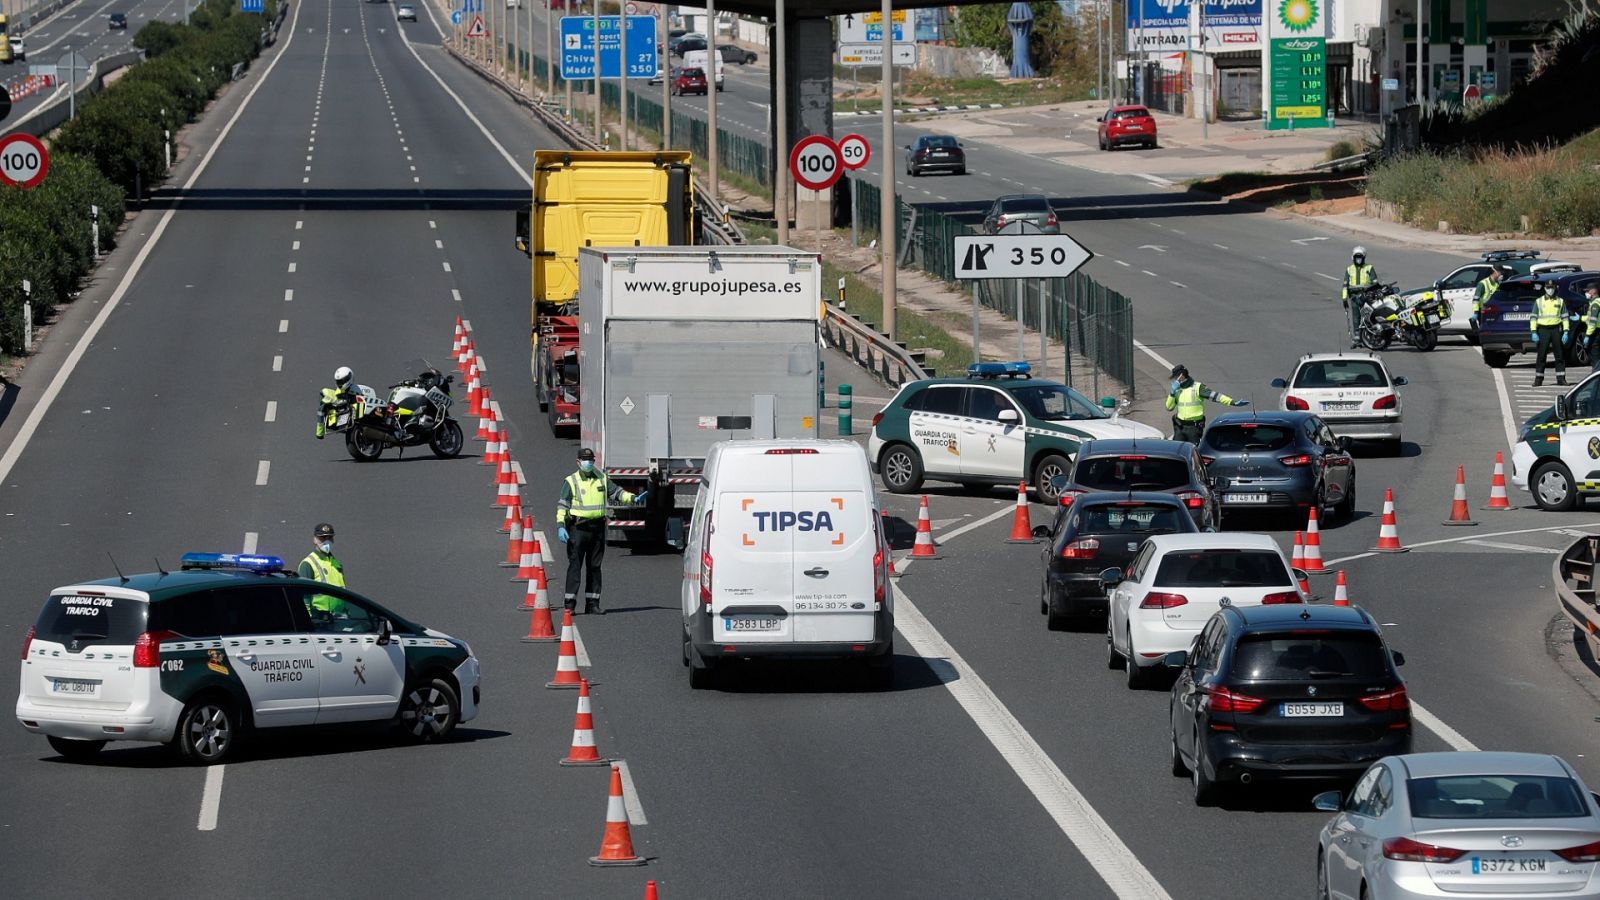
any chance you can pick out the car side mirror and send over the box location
[1032,524,1051,539]
[1270,377,1287,388]
[376,617,394,646]
[998,409,1020,424]
[1161,650,1188,668]
[1393,375,1408,386]
[1590,791,1600,810]
[1391,650,1405,667]
[1099,567,1123,587]
[1292,567,1310,585]
[1312,791,1343,812]
[514,204,531,257]
[1338,435,1353,450]
[1557,394,1570,421]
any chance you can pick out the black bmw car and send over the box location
[1051,438,1219,531]
[1037,491,1198,630]
[1199,411,1355,526]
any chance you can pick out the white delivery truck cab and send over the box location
[681,440,893,689]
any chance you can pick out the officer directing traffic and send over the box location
[1342,246,1378,348]
[1472,265,1510,333]
[556,448,646,615]
[1530,281,1569,387]
[1166,364,1248,444]
[298,522,347,615]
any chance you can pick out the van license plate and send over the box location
[1281,702,1343,717]
[725,617,779,632]
[51,678,99,696]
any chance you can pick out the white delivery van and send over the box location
[679,48,724,90]
[681,440,893,689]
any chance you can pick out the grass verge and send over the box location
[833,72,1090,115]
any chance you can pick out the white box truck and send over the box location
[577,246,823,547]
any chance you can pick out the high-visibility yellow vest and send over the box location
[1173,385,1206,422]
[1533,295,1566,329]
[300,552,346,614]
[562,473,610,522]
[1346,264,1374,287]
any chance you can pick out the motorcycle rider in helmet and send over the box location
[1166,364,1249,444]
[1342,246,1378,348]
[315,366,360,439]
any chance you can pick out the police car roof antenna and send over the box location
[153,557,168,576]
[107,553,129,584]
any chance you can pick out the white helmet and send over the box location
[1352,246,1367,262]
[334,366,353,390]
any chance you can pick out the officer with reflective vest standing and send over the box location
[1342,246,1378,348]
[556,448,646,615]
[1583,283,1600,372]
[1166,364,1249,444]
[1530,280,1569,387]
[297,522,347,615]
[1472,265,1509,332]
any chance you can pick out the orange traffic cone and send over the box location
[494,454,515,487]
[1332,570,1351,606]
[589,764,646,866]
[1290,532,1311,595]
[1005,482,1036,543]
[1442,464,1477,526]
[456,338,473,373]
[518,566,557,642]
[513,518,541,581]
[560,678,609,766]
[1371,488,1408,553]
[468,364,485,418]
[1485,451,1513,510]
[480,412,501,463]
[547,610,583,689]
[1301,508,1326,573]
[645,883,659,900]
[519,536,549,606]
[501,514,524,566]
[500,501,521,534]
[499,479,522,513]
[451,318,464,362]
[910,496,939,559]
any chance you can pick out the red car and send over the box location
[1097,105,1158,150]
[671,66,708,96]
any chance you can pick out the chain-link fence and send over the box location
[855,179,1137,397]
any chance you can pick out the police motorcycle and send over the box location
[1355,283,1448,352]
[323,360,465,461]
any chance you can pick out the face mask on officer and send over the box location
[1546,285,1558,297]
[579,460,595,474]
[318,540,333,554]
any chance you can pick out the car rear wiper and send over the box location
[71,632,108,641]
[1304,669,1355,678]
[1243,443,1273,450]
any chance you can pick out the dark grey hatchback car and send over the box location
[1199,411,1355,526]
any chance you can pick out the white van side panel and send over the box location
[712,488,795,643]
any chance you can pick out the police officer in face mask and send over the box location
[298,523,347,616]
[555,449,646,615]
[1530,280,1570,387]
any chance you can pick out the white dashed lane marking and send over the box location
[264,401,277,423]
[278,319,289,333]
[272,355,283,372]
[255,460,271,486]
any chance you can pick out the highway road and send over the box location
[2,0,180,124]
[4,2,1600,898]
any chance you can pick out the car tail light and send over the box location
[133,631,179,668]
[1483,303,1499,317]
[995,215,1007,229]
[1202,685,1264,714]
[1045,213,1058,227]
[1176,491,1205,510]
[1383,837,1465,863]
[1139,592,1188,609]
[872,544,886,606]
[1059,490,1085,507]
[1119,455,1148,460]
[20,625,34,660]
[1374,394,1397,410]
[1061,538,1100,559]
[1279,453,1312,467]
[1200,455,1215,465]
[700,512,714,610]
[1555,840,1600,863]
[871,412,884,428]
[1285,395,1309,410]
[1357,685,1410,712]
[1260,591,1303,605]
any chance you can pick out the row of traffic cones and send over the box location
[901,481,1042,566]
[454,317,649,870]
[1441,452,1515,522]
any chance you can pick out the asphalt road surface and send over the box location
[4,2,1600,899]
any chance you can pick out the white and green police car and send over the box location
[16,553,480,764]
[1512,370,1600,511]
[867,362,1162,500]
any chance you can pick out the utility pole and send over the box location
[775,0,788,245]
[593,0,602,143]
[545,0,554,96]
[879,0,895,340]
[706,0,718,207]
[1414,0,1423,105]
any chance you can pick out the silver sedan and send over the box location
[1272,351,1406,452]
[1315,751,1600,899]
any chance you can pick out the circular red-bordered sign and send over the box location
[0,132,49,190]
[789,134,842,192]
[837,133,870,171]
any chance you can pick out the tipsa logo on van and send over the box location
[741,497,847,545]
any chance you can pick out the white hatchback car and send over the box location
[1104,533,1304,689]
[1271,352,1407,451]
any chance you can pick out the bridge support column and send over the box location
[769,14,835,234]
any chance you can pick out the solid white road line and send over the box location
[1412,703,1479,752]
[255,461,270,486]
[1133,339,1175,371]
[893,587,1173,900]
[264,401,277,423]
[572,623,591,668]
[395,21,533,189]
[0,0,308,488]
[893,504,1013,574]
[1464,539,1559,554]
[197,763,225,831]
[1490,366,1519,452]
[1323,522,1600,567]
[613,759,648,826]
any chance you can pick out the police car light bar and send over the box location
[1481,250,1539,261]
[967,361,1031,379]
[180,552,288,573]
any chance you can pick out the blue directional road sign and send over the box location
[559,15,658,80]
[462,0,482,11]
[450,10,463,25]
[240,0,263,11]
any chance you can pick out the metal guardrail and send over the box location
[821,308,929,389]
[1555,534,1600,661]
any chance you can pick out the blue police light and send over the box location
[967,361,1032,379]
[180,552,287,573]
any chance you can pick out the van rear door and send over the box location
[789,487,876,642]
[711,453,795,644]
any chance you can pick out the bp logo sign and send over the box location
[1277,0,1319,32]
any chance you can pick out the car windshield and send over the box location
[923,136,958,148]
[1205,424,1295,452]
[1407,775,1589,820]
[1153,549,1291,588]
[682,68,703,77]
[1011,385,1106,421]
[1231,632,1390,680]
[33,592,148,648]
[1073,455,1189,491]
[1076,503,1189,534]
[1116,107,1151,118]
[1293,360,1388,389]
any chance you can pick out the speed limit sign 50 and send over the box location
[0,133,49,190]
[789,135,842,192]
[837,134,870,170]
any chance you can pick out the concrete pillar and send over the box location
[769,15,834,234]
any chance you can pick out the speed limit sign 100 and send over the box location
[0,133,49,189]
[789,135,842,192]
[837,134,870,171]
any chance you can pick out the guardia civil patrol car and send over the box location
[868,362,1162,501]
[1512,370,1600,510]
[16,553,480,764]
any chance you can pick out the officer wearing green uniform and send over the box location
[556,448,646,615]
[1583,283,1600,372]
[315,366,358,439]
[1530,281,1569,387]
[1342,246,1377,348]
[1472,266,1508,331]
[1165,364,1249,444]
[297,522,346,615]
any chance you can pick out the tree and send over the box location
[949,2,1074,77]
